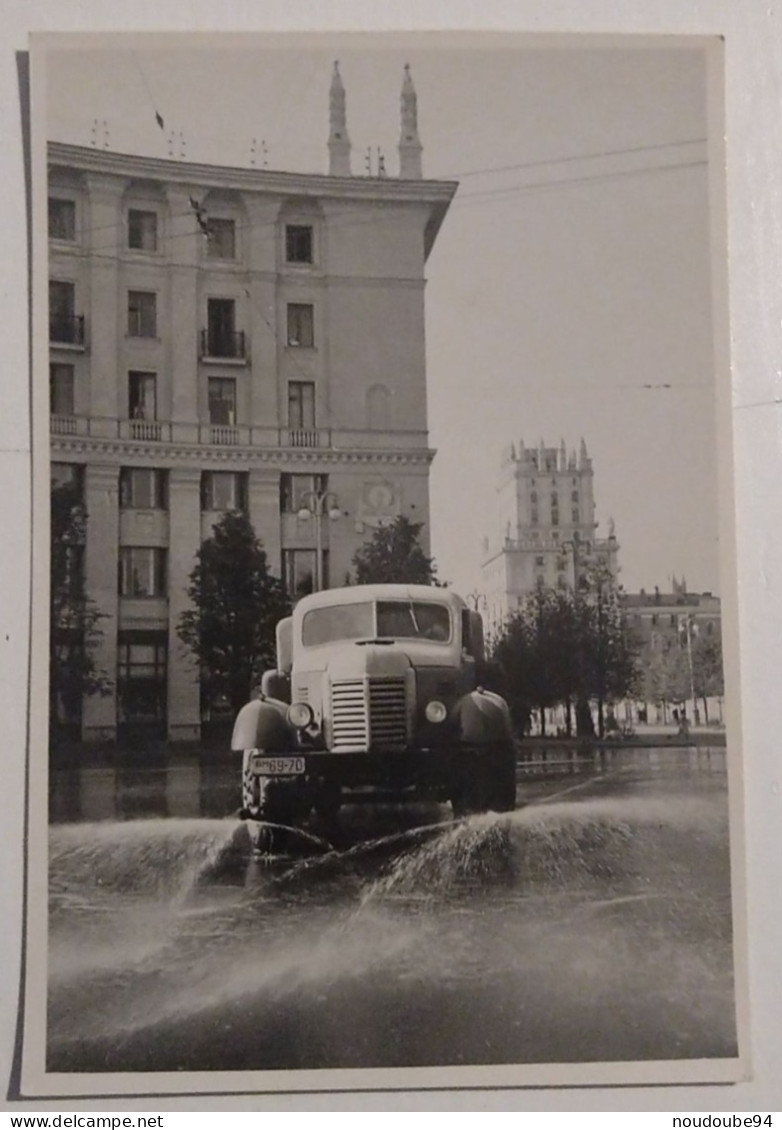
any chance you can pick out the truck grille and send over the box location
[330,676,408,752]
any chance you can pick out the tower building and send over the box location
[48,66,457,742]
[481,438,620,630]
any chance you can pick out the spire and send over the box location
[579,437,589,468]
[398,63,423,179]
[328,61,351,176]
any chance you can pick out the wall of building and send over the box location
[48,143,455,742]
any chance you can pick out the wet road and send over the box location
[47,747,736,1073]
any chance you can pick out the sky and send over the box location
[43,37,720,598]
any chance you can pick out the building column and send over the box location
[82,463,119,743]
[85,175,126,425]
[248,469,283,579]
[167,468,202,742]
[165,187,201,426]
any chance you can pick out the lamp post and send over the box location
[297,489,341,592]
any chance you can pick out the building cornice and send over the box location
[48,142,457,208]
[51,437,436,468]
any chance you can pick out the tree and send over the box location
[351,515,443,586]
[50,482,110,733]
[177,511,290,714]
[691,630,724,723]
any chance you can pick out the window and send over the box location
[530,506,538,525]
[206,218,236,259]
[128,371,157,420]
[535,555,545,567]
[51,462,83,492]
[201,471,247,512]
[48,198,75,241]
[283,548,318,599]
[208,378,236,426]
[530,491,537,503]
[287,303,314,348]
[117,633,167,724]
[556,557,567,571]
[49,280,81,344]
[119,547,167,597]
[119,469,168,510]
[551,508,559,526]
[128,291,157,338]
[280,473,328,514]
[572,508,580,524]
[571,490,579,502]
[205,298,240,357]
[285,224,313,263]
[50,363,74,416]
[288,381,315,429]
[128,209,158,252]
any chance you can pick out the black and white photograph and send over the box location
[18,29,748,1098]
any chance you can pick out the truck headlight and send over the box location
[425,700,447,724]
[287,702,314,729]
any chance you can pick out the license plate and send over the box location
[251,754,306,776]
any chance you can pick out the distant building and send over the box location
[621,578,722,652]
[481,438,619,631]
[48,63,457,742]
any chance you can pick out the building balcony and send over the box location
[50,315,86,348]
[284,427,326,448]
[200,330,247,362]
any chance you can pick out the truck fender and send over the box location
[453,687,514,747]
[231,697,295,752]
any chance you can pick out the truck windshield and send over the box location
[301,600,451,646]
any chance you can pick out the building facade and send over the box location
[48,65,457,742]
[481,438,620,632]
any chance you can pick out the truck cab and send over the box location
[231,584,516,840]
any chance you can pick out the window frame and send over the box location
[119,468,168,511]
[118,547,168,598]
[285,224,314,264]
[205,217,237,260]
[207,377,237,426]
[288,380,316,429]
[48,196,76,242]
[128,370,158,421]
[50,362,75,416]
[286,303,315,348]
[201,471,248,512]
[127,208,159,253]
[127,290,158,338]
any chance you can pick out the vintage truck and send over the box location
[231,583,516,844]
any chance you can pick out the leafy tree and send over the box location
[177,511,290,714]
[352,515,443,586]
[490,569,640,738]
[575,565,640,736]
[691,630,724,723]
[50,482,110,732]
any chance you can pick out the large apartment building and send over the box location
[48,64,457,742]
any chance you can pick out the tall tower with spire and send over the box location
[398,64,423,179]
[328,61,351,176]
[481,438,620,629]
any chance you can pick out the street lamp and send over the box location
[297,489,341,592]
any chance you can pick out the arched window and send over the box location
[367,384,391,430]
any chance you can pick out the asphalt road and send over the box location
[47,748,736,1074]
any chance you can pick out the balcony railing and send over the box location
[286,428,322,448]
[208,425,240,446]
[50,414,79,435]
[50,315,85,346]
[200,330,246,360]
[50,415,345,451]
